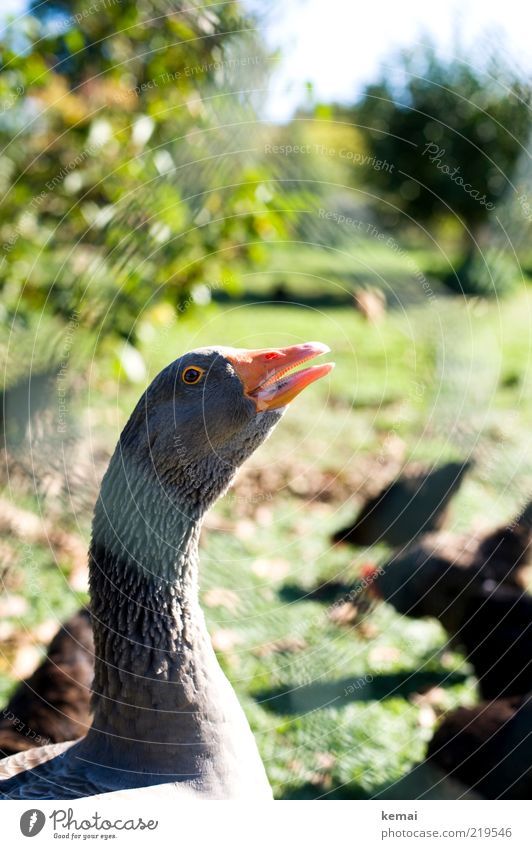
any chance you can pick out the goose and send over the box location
[363,499,532,627]
[426,693,532,799]
[0,609,93,758]
[332,460,471,548]
[457,584,532,700]
[365,561,532,699]
[0,342,333,799]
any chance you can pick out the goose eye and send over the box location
[182,365,205,385]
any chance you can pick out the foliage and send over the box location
[350,41,531,268]
[0,0,286,356]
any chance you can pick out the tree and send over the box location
[0,0,286,437]
[0,0,284,347]
[351,41,532,293]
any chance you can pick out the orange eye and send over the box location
[182,365,205,385]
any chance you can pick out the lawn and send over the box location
[2,281,532,798]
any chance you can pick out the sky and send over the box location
[3,0,532,121]
[253,0,532,120]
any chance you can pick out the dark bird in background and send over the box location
[474,501,532,588]
[427,692,532,799]
[459,584,532,700]
[291,488,531,632]
[364,499,532,630]
[332,460,472,548]
[366,557,532,699]
[0,609,93,758]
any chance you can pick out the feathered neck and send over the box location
[80,441,238,776]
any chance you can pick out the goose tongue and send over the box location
[225,341,334,411]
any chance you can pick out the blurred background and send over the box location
[1,0,532,799]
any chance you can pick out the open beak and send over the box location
[225,341,335,411]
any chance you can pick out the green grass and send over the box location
[223,241,460,304]
[2,280,532,797]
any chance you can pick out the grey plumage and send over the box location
[0,347,290,800]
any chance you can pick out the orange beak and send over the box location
[224,342,334,411]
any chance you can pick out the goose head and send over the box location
[118,341,334,511]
